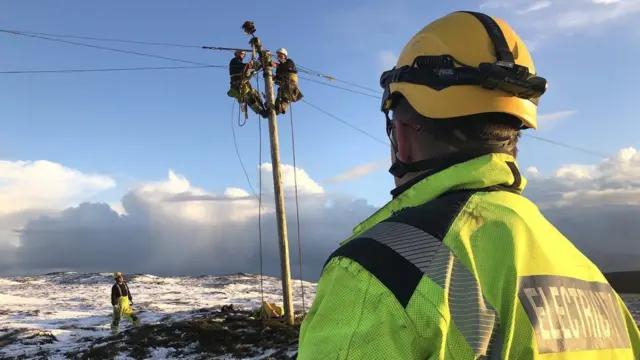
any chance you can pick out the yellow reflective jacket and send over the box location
[298,152,640,359]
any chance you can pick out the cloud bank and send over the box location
[480,0,640,49]
[1,147,639,281]
[0,162,376,281]
[325,159,388,184]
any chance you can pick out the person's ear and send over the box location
[395,123,414,163]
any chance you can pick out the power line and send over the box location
[301,100,388,145]
[298,85,606,158]
[297,65,381,94]
[0,65,216,74]
[1,29,609,159]
[301,100,609,160]
[0,66,379,100]
[2,28,377,97]
[522,134,607,158]
[298,75,380,99]
[1,29,252,53]
[0,65,379,100]
[0,30,220,68]
[0,29,203,48]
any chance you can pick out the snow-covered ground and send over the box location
[0,272,316,359]
[0,272,638,359]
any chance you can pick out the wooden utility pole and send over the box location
[242,21,294,325]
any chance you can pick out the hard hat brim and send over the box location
[390,82,538,129]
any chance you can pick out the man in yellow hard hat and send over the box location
[110,272,140,334]
[297,11,640,359]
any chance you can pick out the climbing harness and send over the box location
[231,38,262,121]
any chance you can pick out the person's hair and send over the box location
[402,107,523,158]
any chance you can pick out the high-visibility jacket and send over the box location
[298,152,640,359]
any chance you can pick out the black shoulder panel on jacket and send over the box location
[385,189,475,240]
[324,189,477,308]
[325,237,423,308]
[286,58,297,72]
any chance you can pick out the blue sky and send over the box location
[2,0,639,208]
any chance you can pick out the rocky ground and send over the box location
[0,272,314,359]
[0,272,638,359]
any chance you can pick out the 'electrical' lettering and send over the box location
[518,275,631,354]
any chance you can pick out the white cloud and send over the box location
[0,161,376,280]
[0,160,115,214]
[325,159,388,184]
[479,0,514,9]
[2,148,640,279]
[539,110,578,122]
[479,0,640,48]
[108,201,126,216]
[378,51,398,71]
[537,109,578,130]
[517,0,552,14]
[0,160,116,272]
[263,163,324,195]
[524,147,640,272]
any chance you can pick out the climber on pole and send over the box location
[228,49,268,118]
[271,48,303,115]
[110,272,140,334]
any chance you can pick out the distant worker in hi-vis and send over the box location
[111,272,140,335]
[297,10,640,359]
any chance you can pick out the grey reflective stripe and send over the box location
[116,284,122,297]
[358,221,501,358]
[443,253,500,357]
[357,222,442,267]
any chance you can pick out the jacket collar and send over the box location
[342,152,526,245]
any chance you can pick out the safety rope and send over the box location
[230,100,259,200]
[237,101,248,127]
[256,70,265,310]
[237,47,260,124]
[289,103,306,312]
[238,58,250,122]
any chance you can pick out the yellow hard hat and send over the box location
[113,272,122,279]
[380,11,547,130]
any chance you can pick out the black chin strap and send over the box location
[389,125,514,179]
[389,145,511,184]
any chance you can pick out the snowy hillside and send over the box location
[0,272,316,359]
[0,272,639,359]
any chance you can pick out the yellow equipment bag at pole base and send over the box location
[256,301,285,320]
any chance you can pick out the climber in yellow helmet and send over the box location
[110,272,140,334]
[298,11,640,359]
